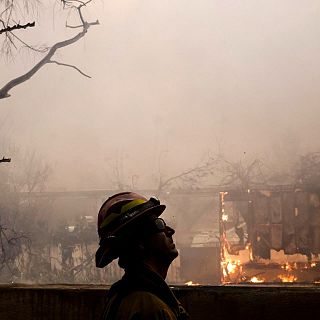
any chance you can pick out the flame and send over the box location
[222,259,241,275]
[281,262,298,272]
[250,276,264,283]
[185,281,200,286]
[222,268,228,278]
[278,274,297,283]
[281,262,292,271]
[222,214,228,221]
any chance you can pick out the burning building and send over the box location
[220,187,320,284]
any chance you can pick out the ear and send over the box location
[135,240,151,259]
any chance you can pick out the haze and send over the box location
[1,0,320,191]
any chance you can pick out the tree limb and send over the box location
[157,156,219,194]
[0,156,11,163]
[0,2,99,99]
[0,22,35,35]
[8,31,49,53]
[48,60,91,78]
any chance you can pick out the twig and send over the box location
[9,31,49,53]
[0,156,11,163]
[48,60,91,78]
[66,23,83,29]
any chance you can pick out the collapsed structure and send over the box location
[220,186,320,284]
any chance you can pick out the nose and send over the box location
[165,225,175,236]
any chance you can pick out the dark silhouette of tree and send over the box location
[0,146,53,282]
[0,22,35,35]
[156,157,220,195]
[0,0,99,99]
[218,157,268,190]
[0,156,10,163]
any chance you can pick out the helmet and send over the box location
[95,192,166,268]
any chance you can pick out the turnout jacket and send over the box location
[102,264,189,320]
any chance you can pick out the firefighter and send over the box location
[95,192,189,320]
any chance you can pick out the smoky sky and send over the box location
[1,0,320,190]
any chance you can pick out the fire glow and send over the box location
[250,276,264,283]
[219,189,320,285]
[220,257,320,284]
[278,274,298,283]
[185,281,200,286]
[225,259,241,274]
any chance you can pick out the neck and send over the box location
[144,259,170,279]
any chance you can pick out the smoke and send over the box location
[1,0,320,191]
[5,0,320,285]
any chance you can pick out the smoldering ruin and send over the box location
[2,153,320,286]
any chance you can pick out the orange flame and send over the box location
[278,274,297,282]
[185,281,200,286]
[221,259,241,275]
[250,276,264,283]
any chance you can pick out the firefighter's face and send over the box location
[143,218,178,264]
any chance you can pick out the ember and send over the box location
[278,274,298,283]
[250,276,264,283]
[185,281,200,286]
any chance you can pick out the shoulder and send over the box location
[117,291,178,320]
[122,291,169,308]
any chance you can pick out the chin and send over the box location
[170,248,179,259]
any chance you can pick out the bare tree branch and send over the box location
[156,154,221,195]
[0,156,11,163]
[66,23,83,29]
[9,31,49,53]
[0,21,35,34]
[217,157,269,190]
[0,1,99,99]
[48,60,91,78]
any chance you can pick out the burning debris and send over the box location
[220,188,320,284]
[185,281,200,286]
